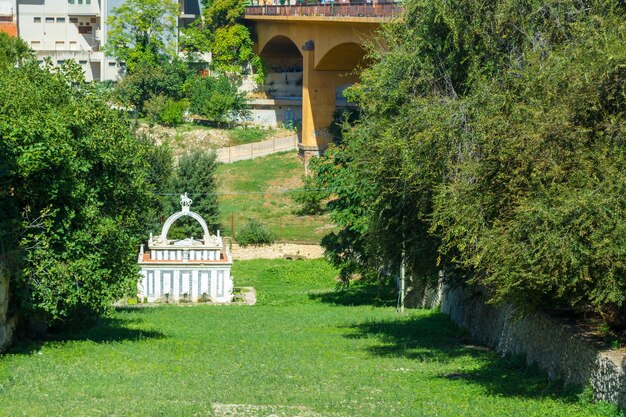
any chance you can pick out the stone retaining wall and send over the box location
[0,265,16,352]
[231,243,323,260]
[433,283,626,408]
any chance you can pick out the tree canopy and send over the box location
[0,32,33,71]
[183,0,264,82]
[0,35,167,328]
[105,0,180,73]
[308,0,626,326]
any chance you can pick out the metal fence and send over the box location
[245,2,404,19]
[215,134,299,163]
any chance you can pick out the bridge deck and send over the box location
[245,2,402,22]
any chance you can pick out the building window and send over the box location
[108,62,116,67]
[69,17,78,23]
[30,41,41,48]
[33,17,41,23]
[56,17,65,23]
[68,0,75,3]
[90,17,96,23]
[45,17,54,23]
[217,270,224,297]
[79,60,87,65]
[57,60,65,65]
[147,271,154,296]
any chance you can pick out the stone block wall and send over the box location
[429,283,626,409]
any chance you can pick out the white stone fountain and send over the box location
[137,193,233,303]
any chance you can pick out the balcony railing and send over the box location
[245,2,403,19]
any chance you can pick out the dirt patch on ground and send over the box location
[267,174,303,191]
[212,403,343,417]
[136,124,230,156]
[137,124,297,158]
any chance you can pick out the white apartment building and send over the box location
[10,0,201,81]
[16,0,110,81]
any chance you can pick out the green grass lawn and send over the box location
[0,259,621,417]
[216,152,334,243]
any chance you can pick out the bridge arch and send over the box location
[259,35,303,72]
[259,35,302,59]
[315,42,367,71]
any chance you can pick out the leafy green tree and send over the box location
[311,0,626,323]
[106,0,194,116]
[183,0,264,82]
[0,51,165,327]
[136,135,175,233]
[166,150,220,239]
[183,74,247,126]
[113,59,192,113]
[0,32,33,70]
[292,172,326,216]
[105,0,180,73]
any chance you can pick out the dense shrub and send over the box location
[160,99,188,126]
[145,95,188,127]
[144,94,167,125]
[328,109,360,145]
[236,219,275,247]
[184,74,247,126]
[113,60,191,113]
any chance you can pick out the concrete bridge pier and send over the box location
[301,44,358,159]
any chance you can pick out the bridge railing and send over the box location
[245,2,403,19]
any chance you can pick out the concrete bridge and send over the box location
[245,3,401,157]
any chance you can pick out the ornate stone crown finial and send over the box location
[180,192,193,213]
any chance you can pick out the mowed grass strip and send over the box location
[215,152,334,242]
[0,259,622,417]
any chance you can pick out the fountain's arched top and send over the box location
[159,193,210,243]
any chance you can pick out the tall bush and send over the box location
[236,219,275,247]
[310,0,626,324]
[184,74,247,126]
